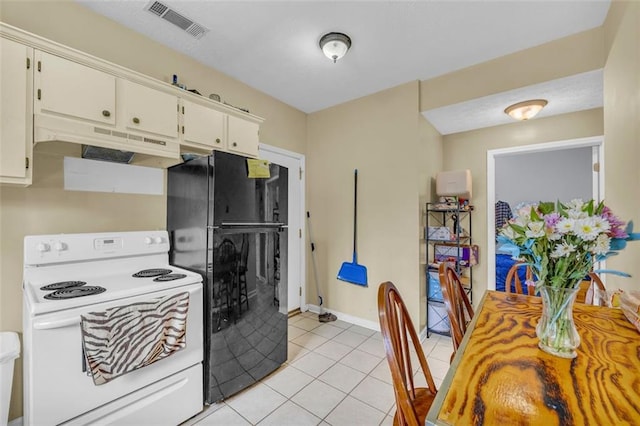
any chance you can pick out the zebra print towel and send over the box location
[81,292,190,385]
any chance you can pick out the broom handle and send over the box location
[353,169,358,257]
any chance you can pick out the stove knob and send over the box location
[54,242,67,252]
[36,242,51,253]
[144,237,154,245]
[154,236,164,244]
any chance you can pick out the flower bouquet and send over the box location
[498,199,639,358]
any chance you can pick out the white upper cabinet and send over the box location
[227,115,259,158]
[33,51,179,158]
[1,22,264,178]
[0,38,33,186]
[119,80,178,139]
[35,51,116,125]
[181,99,225,151]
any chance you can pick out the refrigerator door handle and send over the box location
[218,222,286,228]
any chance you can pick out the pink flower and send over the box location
[602,206,629,238]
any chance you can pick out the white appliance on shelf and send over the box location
[23,230,204,426]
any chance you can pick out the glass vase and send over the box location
[536,285,581,359]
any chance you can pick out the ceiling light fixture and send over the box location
[504,99,548,121]
[319,32,351,63]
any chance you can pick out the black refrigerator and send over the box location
[166,151,288,404]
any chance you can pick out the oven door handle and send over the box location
[33,317,79,330]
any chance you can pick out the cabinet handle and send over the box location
[232,142,237,147]
[132,117,140,124]
[215,138,221,144]
[102,110,111,117]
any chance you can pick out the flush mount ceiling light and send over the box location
[504,99,548,121]
[319,32,351,63]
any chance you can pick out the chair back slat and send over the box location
[438,263,475,357]
[378,282,437,426]
[505,262,536,295]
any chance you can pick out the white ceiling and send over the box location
[77,0,610,133]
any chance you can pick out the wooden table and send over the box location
[426,290,640,425]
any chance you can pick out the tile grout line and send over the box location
[193,314,451,425]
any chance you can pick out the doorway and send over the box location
[486,136,604,290]
[258,144,306,313]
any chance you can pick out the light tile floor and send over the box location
[184,311,453,426]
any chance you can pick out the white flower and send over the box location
[568,208,588,220]
[501,225,517,240]
[556,218,575,234]
[551,241,577,258]
[592,216,611,234]
[513,214,531,228]
[566,199,584,211]
[592,234,611,256]
[575,218,600,241]
[525,221,546,238]
[548,232,562,241]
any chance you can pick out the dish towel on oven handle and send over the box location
[80,291,190,385]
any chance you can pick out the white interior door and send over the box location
[258,144,305,313]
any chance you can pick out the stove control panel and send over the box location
[24,231,171,265]
[94,237,123,251]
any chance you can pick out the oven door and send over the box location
[23,283,203,426]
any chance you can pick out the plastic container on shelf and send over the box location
[0,332,20,426]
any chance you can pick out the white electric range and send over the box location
[23,230,204,425]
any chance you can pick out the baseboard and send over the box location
[305,304,380,332]
[8,417,23,426]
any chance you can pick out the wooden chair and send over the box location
[378,282,437,426]
[438,263,474,361]
[505,262,536,296]
[577,272,607,306]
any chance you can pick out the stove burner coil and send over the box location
[132,268,173,278]
[40,281,87,291]
[44,286,106,300]
[153,273,187,282]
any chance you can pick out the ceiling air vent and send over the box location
[145,1,208,40]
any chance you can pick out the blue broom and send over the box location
[337,169,368,286]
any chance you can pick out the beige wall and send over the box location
[603,0,640,292]
[2,0,638,422]
[418,114,444,329]
[0,1,307,420]
[306,81,440,328]
[0,1,307,153]
[420,27,605,111]
[442,109,604,304]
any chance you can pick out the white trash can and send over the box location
[0,332,20,426]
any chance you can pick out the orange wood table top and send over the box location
[426,290,640,426]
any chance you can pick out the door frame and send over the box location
[258,143,306,313]
[486,135,604,290]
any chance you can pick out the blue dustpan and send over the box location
[338,253,368,286]
[337,170,368,287]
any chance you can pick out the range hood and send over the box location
[81,145,135,163]
[34,114,180,160]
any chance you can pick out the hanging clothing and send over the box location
[496,200,513,234]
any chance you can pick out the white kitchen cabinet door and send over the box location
[227,115,259,158]
[120,80,178,139]
[35,51,116,125]
[1,38,33,185]
[181,99,225,151]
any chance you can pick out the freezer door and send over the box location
[212,151,288,226]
